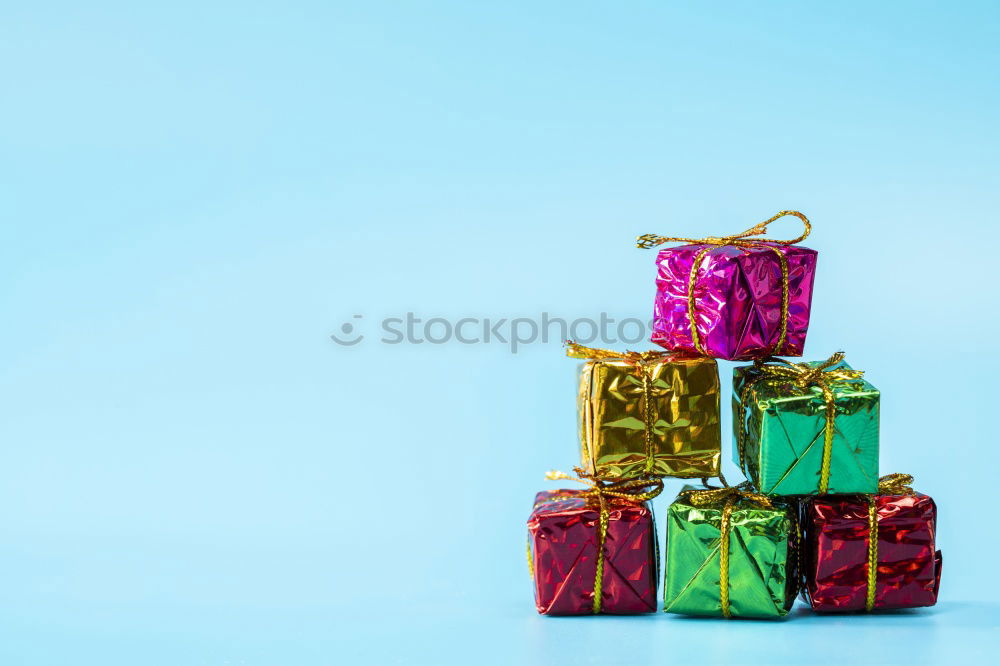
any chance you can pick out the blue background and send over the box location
[2,1,998,664]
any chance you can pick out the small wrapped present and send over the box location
[733,352,879,496]
[663,482,798,619]
[638,211,818,360]
[527,470,662,615]
[801,474,942,612]
[567,341,721,480]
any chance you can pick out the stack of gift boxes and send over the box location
[527,211,942,618]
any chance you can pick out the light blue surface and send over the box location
[2,2,998,664]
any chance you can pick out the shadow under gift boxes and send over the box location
[527,489,658,615]
[801,484,942,612]
[662,485,798,619]
[732,358,879,496]
[573,347,721,480]
[651,242,817,361]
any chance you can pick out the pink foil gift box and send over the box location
[639,211,818,361]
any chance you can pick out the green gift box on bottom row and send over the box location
[732,354,880,496]
[663,485,797,619]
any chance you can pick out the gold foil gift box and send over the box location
[568,342,721,480]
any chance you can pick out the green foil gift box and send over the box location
[732,352,879,496]
[567,341,721,481]
[663,483,797,619]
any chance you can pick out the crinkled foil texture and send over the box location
[652,243,817,360]
[527,490,658,615]
[663,490,797,618]
[801,494,942,611]
[578,356,720,480]
[732,362,879,495]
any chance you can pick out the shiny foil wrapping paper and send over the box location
[651,243,817,360]
[578,355,720,479]
[733,362,879,495]
[801,493,942,611]
[663,488,797,618]
[527,490,658,615]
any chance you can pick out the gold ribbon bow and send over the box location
[636,210,812,250]
[566,340,673,476]
[635,210,811,356]
[876,473,914,496]
[678,478,774,618]
[864,473,916,611]
[565,340,670,365]
[738,352,865,494]
[537,467,664,614]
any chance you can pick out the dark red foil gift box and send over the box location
[527,490,657,615]
[801,489,942,612]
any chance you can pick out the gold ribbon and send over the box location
[876,473,914,495]
[636,210,811,356]
[565,340,670,365]
[679,478,773,618]
[865,473,916,611]
[543,467,664,613]
[738,352,864,493]
[566,340,672,476]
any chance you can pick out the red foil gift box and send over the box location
[527,489,658,615]
[801,479,942,612]
[640,211,818,361]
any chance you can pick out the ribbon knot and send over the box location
[564,340,668,366]
[545,467,664,503]
[877,473,915,496]
[636,210,811,250]
[543,468,663,614]
[752,351,865,390]
[680,480,773,510]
